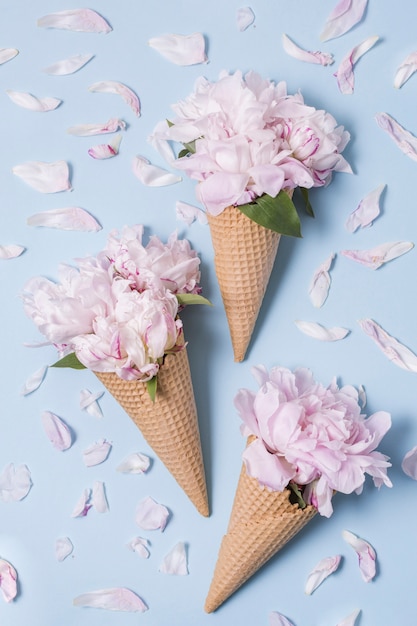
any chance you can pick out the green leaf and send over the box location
[287,482,307,509]
[176,293,213,306]
[300,187,314,217]
[51,353,86,370]
[146,376,158,403]
[166,119,174,128]
[178,148,189,159]
[237,191,302,237]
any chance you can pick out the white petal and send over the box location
[401,445,417,480]
[175,200,208,225]
[43,53,94,76]
[282,34,334,66]
[335,35,379,94]
[55,537,74,561]
[80,389,103,417]
[341,241,413,269]
[0,244,25,259]
[67,118,126,136]
[358,318,417,372]
[116,452,151,474]
[71,488,92,517]
[83,439,112,467]
[132,156,182,187]
[358,384,367,409]
[37,9,112,33]
[27,207,102,232]
[41,411,72,451]
[0,48,18,65]
[0,559,18,603]
[135,496,169,530]
[6,90,61,112]
[159,542,188,575]
[127,537,150,559]
[92,481,109,513]
[336,609,361,626]
[345,184,385,232]
[305,555,342,595]
[73,588,147,612]
[394,51,417,88]
[269,612,295,626]
[237,7,255,31]
[13,160,71,193]
[375,112,417,161]
[342,529,376,582]
[148,32,207,66]
[308,253,335,307]
[21,365,48,395]
[0,463,32,502]
[320,0,368,42]
[295,320,350,341]
[88,134,121,159]
[88,81,140,116]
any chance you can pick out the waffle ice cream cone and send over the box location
[204,456,317,612]
[95,343,209,517]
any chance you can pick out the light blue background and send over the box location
[1,1,417,624]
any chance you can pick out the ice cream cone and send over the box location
[204,454,317,612]
[94,342,209,517]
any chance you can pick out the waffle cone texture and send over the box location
[95,344,209,517]
[204,457,317,612]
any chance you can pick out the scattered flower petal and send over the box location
[127,537,150,559]
[401,445,417,480]
[41,411,72,451]
[345,184,385,232]
[12,160,71,193]
[308,253,335,307]
[88,134,121,159]
[80,389,103,417]
[175,200,208,225]
[83,439,112,467]
[135,496,169,531]
[21,365,48,395]
[269,612,295,626]
[159,542,188,575]
[282,34,334,66]
[375,112,417,161]
[320,0,368,42]
[88,81,140,117]
[0,48,18,65]
[67,118,126,136]
[148,32,207,66]
[92,481,109,513]
[336,609,361,626]
[335,35,379,94]
[305,555,342,595]
[37,9,112,33]
[71,488,92,517]
[43,53,94,76]
[132,156,182,186]
[0,244,25,259]
[237,7,255,31]
[394,51,417,88]
[358,318,417,373]
[0,463,32,502]
[73,588,148,612]
[6,90,61,112]
[341,241,413,269]
[342,529,376,582]
[0,559,18,602]
[55,537,74,561]
[295,320,350,341]
[358,384,367,409]
[27,207,102,232]
[116,452,150,474]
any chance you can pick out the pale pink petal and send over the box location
[320,0,368,42]
[394,51,417,88]
[21,365,48,395]
[269,612,295,626]
[305,555,342,595]
[0,463,32,502]
[0,244,25,259]
[88,134,121,159]
[92,481,109,513]
[116,453,150,474]
[335,35,379,94]
[41,411,72,451]
[67,118,126,136]
[345,184,385,232]
[37,9,112,33]
[295,320,350,341]
[359,318,417,373]
[80,389,103,417]
[175,200,208,225]
[0,559,18,603]
[27,207,102,232]
[159,542,188,575]
[132,156,182,187]
[401,445,417,480]
[43,53,94,76]
[336,609,361,626]
[55,537,74,561]
[88,81,140,116]
[73,588,148,612]
[6,90,61,112]
[12,160,71,193]
[135,496,169,531]
[375,112,417,161]
[148,32,207,66]
[127,537,150,559]
[308,253,335,307]
[282,34,334,66]
[0,48,18,65]
[237,7,255,31]
[341,241,413,269]
[342,529,376,582]
[71,488,92,517]
[83,439,112,467]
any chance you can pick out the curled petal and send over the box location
[43,53,94,76]
[0,244,25,259]
[335,35,379,94]
[88,134,121,159]
[175,200,208,225]
[148,32,207,66]
[358,318,417,372]
[80,389,103,417]
[37,9,112,33]
[27,207,102,232]
[132,156,182,186]
[0,559,18,602]
[401,445,417,480]
[375,112,417,161]
[73,588,148,612]
[336,609,361,626]
[127,537,150,559]
[345,184,385,232]
[0,48,18,65]
[342,529,376,582]
[67,118,126,136]
[308,253,335,307]
[282,34,334,66]
[13,160,71,193]
[394,51,417,88]
[116,452,150,474]
[320,0,368,42]
[41,411,72,451]
[83,439,112,467]
[159,542,188,575]
[269,612,295,626]
[55,537,74,561]
[135,496,169,531]
[0,463,32,502]
[92,481,109,513]
[237,7,255,31]
[71,488,92,517]
[340,241,413,269]
[6,90,61,112]
[21,365,48,395]
[88,81,140,116]
[305,555,342,595]
[295,320,350,341]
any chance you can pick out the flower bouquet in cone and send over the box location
[152,70,352,361]
[205,364,393,611]
[22,225,211,516]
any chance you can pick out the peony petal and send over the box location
[148,32,207,66]
[0,48,18,65]
[88,134,121,159]
[394,51,417,88]
[116,452,150,474]
[73,588,148,612]
[127,537,150,559]
[375,112,417,161]
[305,555,342,595]
[27,207,102,232]
[132,156,182,186]
[0,244,25,259]
[335,35,379,94]
[295,320,350,341]
[175,200,208,225]
[237,7,255,31]
[67,118,126,136]
[135,496,169,531]
[358,318,417,372]
[282,34,334,66]
[71,488,92,517]
[342,529,376,582]
[37,9,112,33]
[79,389,103,417]
[320,0,368,42]
[92,481,109,513]
[13,160,71,193]
[83,439,112,467]
[88,81,140,116]
[159,542,188,575]
[401,445,417,480]
[0,463,32,502]
[0,559,18,603]
[269,612,295,626]
[41,411,72,451]
[55,537,74,561]
[6,90,61,112]
[21,365,48,395]
[43,53,94,76]
[336,609,361,626]
[308,253,335,307]
[340,241,413,269]
[345,184,385,232]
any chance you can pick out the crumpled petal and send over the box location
[320,0,368,42]
[269,612,295,626]
[6,90,61,112]
[27,207,102,232]
[308,253,335,307]
[175,201,208,225]
[375,112,417,161]
[92,481,109,513]
[13,160,71,193]
[340,241,413,269]
[342,529,376,582]
[71,488,92,517]
[336,609,361,626]
[0,48,18,65]
[345,184,385,232]
[127,537,150,559]
[237,7,255,31]
[79,389,103,417]
[73,588,148,612]
[67,118,126,136]
[55,537,74,561]
[0,559,18,602]
[148,32,207,66]
[37,9,112,33]
[43,53,94,76]
[335,35,379,94]
[401,445,417,480]
[394,51,417,88]
[282,34,334,66]
[295,320,350,341]
[88,81,140,116]
[305,555,342,595]
[41,411,72,451]
[358,318,417,372]
[83,439,112,467]
[135,496,169,530]
[159,542,188,575]
[21,365,48,395]
[0,244,25,259]
[0,463,32,502]
[116,452,150,474]
[88,134,121,159]
[132,156,182,187]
